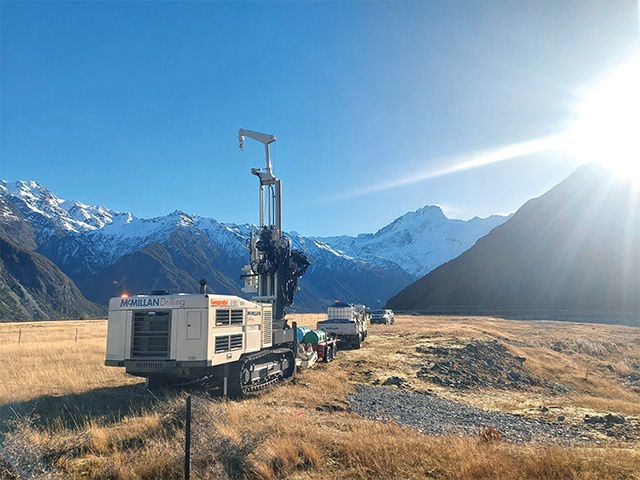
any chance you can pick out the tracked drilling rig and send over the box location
[105,129,309,395]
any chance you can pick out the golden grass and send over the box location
[0,320,142,406]
[1,314,640,479]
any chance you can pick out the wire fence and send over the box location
[0,321,107,345]
[0,386,276,480]
[8,327,85,345]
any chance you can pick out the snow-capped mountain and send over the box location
[0,179,508,318]
[318,205,509,277]
[0,180,121,234]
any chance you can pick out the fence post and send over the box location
[223,363,229,398]
[18,329,21,345]
[185,395,191,480]
[292,321,298,379]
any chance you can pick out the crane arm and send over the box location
[238,128,277,184]
[238,129,276,150]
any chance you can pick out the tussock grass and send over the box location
[1,315,640,479]
[0,320,140,405]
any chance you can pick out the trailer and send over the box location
[302,329,339,363]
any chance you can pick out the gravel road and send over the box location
[347,385,583,445]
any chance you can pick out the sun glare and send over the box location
[322,54,640,205]
[563,54,640,183]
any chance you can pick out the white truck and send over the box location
[316,301,368,349]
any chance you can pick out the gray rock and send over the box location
[348,385,573,444]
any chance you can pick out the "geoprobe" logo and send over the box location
[210,299,229,306]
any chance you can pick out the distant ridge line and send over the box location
[392,308,640,326]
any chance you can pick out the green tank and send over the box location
[302,329,326,345]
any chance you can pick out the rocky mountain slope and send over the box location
[387,164,640,314]
[0,237,105,321]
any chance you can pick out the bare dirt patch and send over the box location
[414,339,563,391]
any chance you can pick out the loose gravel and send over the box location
[348,384,584,445]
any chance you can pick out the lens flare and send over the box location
[333,135,565,201]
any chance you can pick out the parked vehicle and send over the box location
[316,301,368,348]
[370,309,395,325]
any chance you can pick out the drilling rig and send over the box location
[105,129,309,396]
[238,128,310,324]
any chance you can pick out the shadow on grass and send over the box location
[1,383,151,431]
[0,381,224,432]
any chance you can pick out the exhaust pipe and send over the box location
[199,279,207,295]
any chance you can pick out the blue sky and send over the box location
[1,1,638,236]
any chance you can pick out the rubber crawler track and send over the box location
[227,347,296,398]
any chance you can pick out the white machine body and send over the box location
[105,293,273,378]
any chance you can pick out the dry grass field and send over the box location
[0,320,140,406]
[1,314,640,479]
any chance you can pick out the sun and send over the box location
[563,54,640,183]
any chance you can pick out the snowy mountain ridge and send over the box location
[318,205,510,277]
[0,180,509,279]
[0,180,122,233]
[0,180,247,269]
[0,179,509,311]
